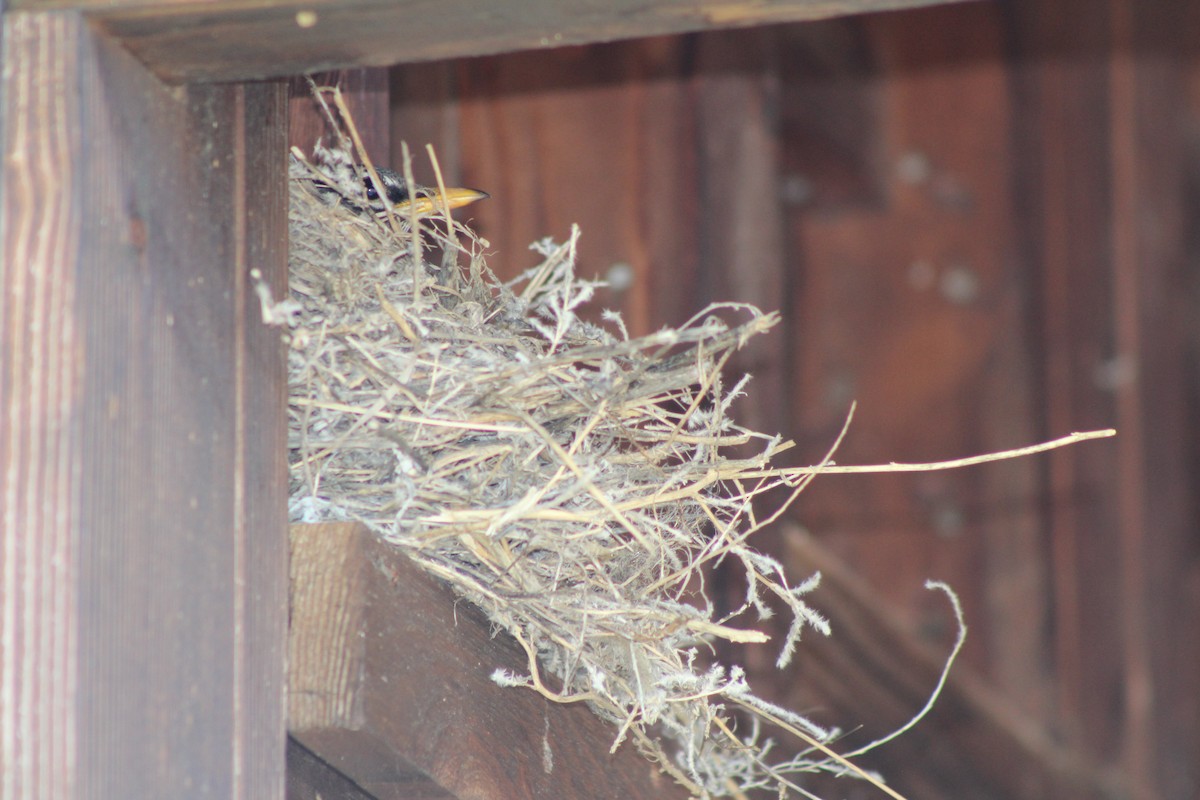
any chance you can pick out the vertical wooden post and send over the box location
[1106,2,1195,797]
[1012,0,1198,796]
[694,29,788,437]
[1,13,289,798]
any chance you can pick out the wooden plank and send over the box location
[0,13,289,799]
[241,79,292,800]
[776,17,883,209]
[14,0,977,84]
[1008,3,1125,773]
[690,29,789,437]
[1011,2,1199,798]
[288,522,688,800]
[1106,5,1195,796]
[782,0,1034,686]
[389,62,462,185]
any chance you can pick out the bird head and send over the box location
[363,167,489,215]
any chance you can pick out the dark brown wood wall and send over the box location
[388,1,1200,798]
[1,13,289,799]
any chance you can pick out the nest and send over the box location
[284,139,872,798]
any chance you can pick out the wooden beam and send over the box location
[288,522,688,800]
[12,0,976,83]
[0,13,289,798]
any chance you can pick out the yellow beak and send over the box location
[397,187,490,216]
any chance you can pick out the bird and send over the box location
[362,166,489,216]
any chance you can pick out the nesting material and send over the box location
[286,144,856,798]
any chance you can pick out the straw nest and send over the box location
[285,142,855,798]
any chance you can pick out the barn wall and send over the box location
[388,2,1200,797]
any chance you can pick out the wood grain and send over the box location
[0,17,83,798]
[288,522,689,800]
[13,0,974,83]
[0,14,289,799]
[1011,0,1199,796]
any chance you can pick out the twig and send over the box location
[744,428,1118,480]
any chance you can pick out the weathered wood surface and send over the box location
[1011,1,1198,796]
[288,522,688,800]
[13,0,973,83]
[0,13,289,799]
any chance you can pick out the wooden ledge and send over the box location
[287,522,686,800]
[10,0,975,83]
